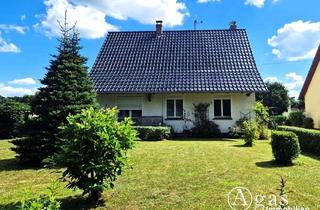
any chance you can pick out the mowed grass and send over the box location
[0,139,319,209]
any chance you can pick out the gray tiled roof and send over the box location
[90,29,267,93]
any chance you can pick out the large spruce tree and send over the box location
[12,18,97,165]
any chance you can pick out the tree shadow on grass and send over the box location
[0,158,40,172]
[301,152,320,161]
[170,138,237,142]
[255,160,294,168]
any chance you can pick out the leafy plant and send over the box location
[272,115,287,126]
[271,131,300,165]
[228,117,248,138]
[135,126,172,140]
[191,103,220,138]
[0,98,30,139]
[50,108,137,202]
[242,119,259,146]
[254,102,270,139]
[303,117,314,129]
[286,111,305,127]
[19,181,61,210]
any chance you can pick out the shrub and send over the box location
[277,126,320,156]
[0,99,30,139]
[242,119,259,146]
[254,102,270,139]
[287,111,305,127]
[50,108,137,202]
[271,131,300,165]
[228,117,248,138]
[135,126,172,140]
[272,115,287,126]
[19,181,61,210]
[303,117,314,129]
[191,103,220,137]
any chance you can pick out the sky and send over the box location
[0,0,320,98]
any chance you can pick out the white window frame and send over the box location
[166,98,183,118]
[213,97,232,118]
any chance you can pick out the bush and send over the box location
[271,131,300,165]
[191,103,220,137]
[242,119,259,146]
[135,126,172,140]
[0,99,30,139]
[19,181,61,210]
[287,111,305,127]
[277,126,320,156]
[50,108,137,202]
[228,117,248,138]
[254,102,270,140]
[272,115,287,126]
[303,117,314,129]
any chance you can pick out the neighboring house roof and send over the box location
[299,45,320,99]
[90,25,267,93]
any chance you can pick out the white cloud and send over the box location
[268,20,320,61]
[36,0,188,39]
[264,76,280,83]
[0,34,21,53]
[245,0,265,8]
[0,24,28,34]
[0,83,37,97]
[21,15,27,21]
[284,72,305,98]
[8,77,37,85]
[197,0,221,3]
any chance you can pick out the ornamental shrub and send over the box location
[135,126,172,140]
[242,119,259,146]
[303,117,314,129]
[191,103,220,137]
[50,108,137,202]
[254,102,270,139]
[0,99,30,139]
[272,115,287,126]
[271,131,300,165]
[277,126,320,156]
[287,111,305,127]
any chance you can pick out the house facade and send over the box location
[90,21,267,133]
[299,45,320,129]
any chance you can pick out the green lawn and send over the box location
[0,139,319,209]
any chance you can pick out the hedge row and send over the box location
[277,126,320,156]
[134,126,172,141]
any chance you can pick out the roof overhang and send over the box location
[299,45,320,99]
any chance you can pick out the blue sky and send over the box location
[0,0,320,98]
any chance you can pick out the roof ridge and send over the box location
[108,29,246,33]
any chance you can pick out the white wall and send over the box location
[97,93,256,133]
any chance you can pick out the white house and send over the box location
[90,21,267,133]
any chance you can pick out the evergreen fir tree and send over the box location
[12,14,97,165]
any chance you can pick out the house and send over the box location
[299,45,320,129]
[90,21,267,133]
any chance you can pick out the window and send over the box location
[166,99,183,118]
[117,96,142,123]
[214,98,231,118]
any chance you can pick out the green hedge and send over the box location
[277,126,320,156]
[271,131,300,165]
[134,126,172,141]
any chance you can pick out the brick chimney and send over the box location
[229,21,237,30]
[156,20,163,36]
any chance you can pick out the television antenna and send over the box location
[194,19,203,30]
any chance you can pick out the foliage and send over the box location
[254,101,270,139]
[271,131,300,165]
[228,117,248,138]
[277,126,320,156]
[242,119,259,146]
[303,117,314,129]
[191,103,220,137]
[11,18,97,165]
[272,115,287,126]
[0,99,30,139]
[135,126,172,141]
[287,111,305,127]
[19,181,61,210]
[256,82,289,115]
[50,108,137,202]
